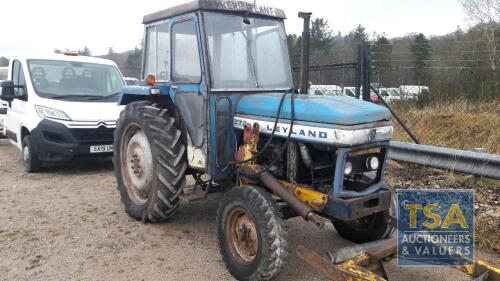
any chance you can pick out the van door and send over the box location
[6,60,29,148]
[170,16,208,171]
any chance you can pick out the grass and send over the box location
[389,98,500,154]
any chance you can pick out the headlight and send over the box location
[344,161,353,176]
[35,105,71,121]
[366,156,380,170]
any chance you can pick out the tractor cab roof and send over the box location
[143,0,286,24]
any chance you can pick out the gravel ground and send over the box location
[0,139,497,281]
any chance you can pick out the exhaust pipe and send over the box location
[240,165,324,228]
[298,12,312,95]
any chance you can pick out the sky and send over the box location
[0,0,467,57]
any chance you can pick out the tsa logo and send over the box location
[397,190,474,266]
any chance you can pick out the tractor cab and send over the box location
[121,0,392,178]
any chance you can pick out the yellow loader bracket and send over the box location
[280,180,328,212]
[297,237,500,281]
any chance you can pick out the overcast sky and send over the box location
[0,0,467,57]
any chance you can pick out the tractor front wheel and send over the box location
[332,194,396,243]
[332,210,394,243]
[217,186,288,281]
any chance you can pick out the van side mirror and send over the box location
[1,80,15,102]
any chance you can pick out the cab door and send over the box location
[169,15,208,171]
[6,60,29,148]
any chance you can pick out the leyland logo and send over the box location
[397,190,474,266]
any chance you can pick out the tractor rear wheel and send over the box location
[114,101,187,222]
[217,186,288,281]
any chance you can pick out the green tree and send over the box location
[410,33,432,84]
[372,35,393,84]
[125,47,142,78]
[287,34,302,67]
[0,57,9,67]
[310,18,334,54]
[350,25,369,45]
[80,46,91,56]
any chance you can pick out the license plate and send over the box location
[90,145,113,153]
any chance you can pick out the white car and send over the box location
[308,85,343,96]
[0,54,126,172]
[378,88,401,103]
[342,87,379,103]
[123,77,139,86]
[399,85,429,100]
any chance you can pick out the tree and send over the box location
[350,25,369,45]
[460,0,500,95]
[125,47,142,78]
[0,57,8,67]
[80,46,91,56]
[310,18,334,54]
[287,34,302,67]
[372,35,393,84]
[54,49,62,54]
[108,47,115,56]
[410,33,432,84]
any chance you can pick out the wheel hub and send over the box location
[121,125,154,205]
[226,207,258,264]
[23,146,30,162]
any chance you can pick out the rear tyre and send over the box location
[217,186,288,281]
[114,101,187,223]
[22,135,42,173]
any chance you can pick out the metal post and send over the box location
[362,43,371,101]
[356,46,362,99]
[298,12,312,95]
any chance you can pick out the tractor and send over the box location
[114,1,396,280]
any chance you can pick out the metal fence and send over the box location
[294,43,500,155]
[369,42,500,155]
[292,63,360,91]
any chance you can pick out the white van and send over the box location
[0,54,126,172]
[0,66,8,136]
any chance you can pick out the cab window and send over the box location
[172,19,201,83]
[143,21,171,82]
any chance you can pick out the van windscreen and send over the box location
[27,60,125,101]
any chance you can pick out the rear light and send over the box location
[370,95,378,103]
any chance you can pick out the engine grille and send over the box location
[70,127,115,144]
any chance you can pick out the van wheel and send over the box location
[22,135,42,173]
[114,101,187,223]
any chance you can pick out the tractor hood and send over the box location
[235,93,391,125]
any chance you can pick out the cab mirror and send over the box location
[0,80,15,102]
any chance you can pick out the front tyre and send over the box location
[332,194,396,243]
[114,101,187,223]
[332,211,394,243]
[217,186,288,281]
[22,135,42,173]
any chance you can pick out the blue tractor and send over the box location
[115,1,395,280]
